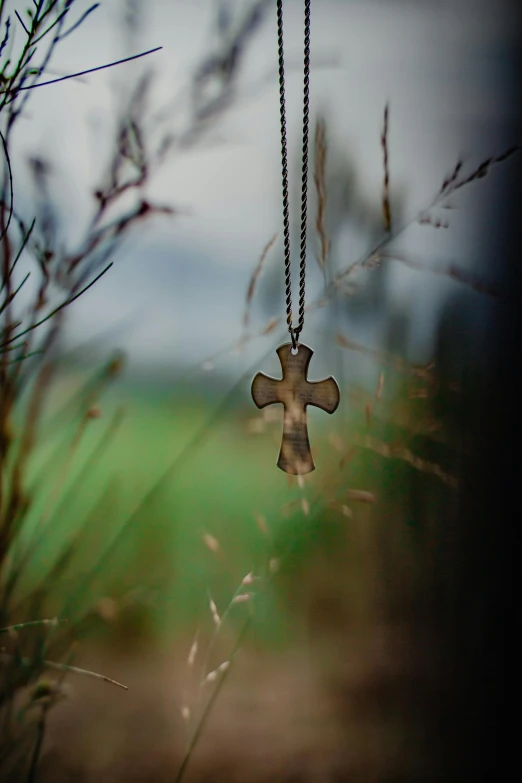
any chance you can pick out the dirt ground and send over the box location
[36,619,448,783]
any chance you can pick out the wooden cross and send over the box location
[251,343,340,475]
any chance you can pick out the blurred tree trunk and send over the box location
[420,23,521,780]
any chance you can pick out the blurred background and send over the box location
[2,0,520,780]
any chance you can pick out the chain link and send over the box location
[277,0,311,350]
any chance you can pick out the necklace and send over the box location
[251,0,340,475]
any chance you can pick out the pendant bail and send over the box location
[290,328,299,352]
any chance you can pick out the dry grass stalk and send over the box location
[440,146,519,196]
[327,500,353,518]
[201,660,230,685]
[331,141,519,295]
[339,447,356,469]
[376,372,385,401]
[346,489,376,504]
[0,617,65,634]
[352,433,459,489]
[208,596,221,627]
[254,512,269,536]
[378,250,509,302]
[314,115,330,270]
[232,593,251,604]
[202,533,220,553]
[40,355,124,526]
[335,331,436,381]
[187,632,199,667]
[381,103,391,231]
[268,557,279,573]
[261,316,280,335]
[0,652,127,690]
[280,499,299,515]
[328,432,344,452]
[243,233,278,331]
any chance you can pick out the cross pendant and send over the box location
[251,343,340,475]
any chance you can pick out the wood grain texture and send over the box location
[251,343,340,474]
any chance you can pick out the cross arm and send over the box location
[251,372,281,409]
[306,376,340,413]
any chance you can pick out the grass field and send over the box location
[11,362,380,647]
[9,351,459,659]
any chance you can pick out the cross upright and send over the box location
[251,343,340,475]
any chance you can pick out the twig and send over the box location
[14,11,30,37]
[0,262,113,351]
[0,129,14,243]
[13,46,163,94]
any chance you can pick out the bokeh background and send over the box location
[3,0,520,780]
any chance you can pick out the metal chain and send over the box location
[277,0,311,350]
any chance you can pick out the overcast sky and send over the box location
[7,0,518,377]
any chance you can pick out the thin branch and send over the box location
[14,10,30,37]
[13,46,163,94]
[59,3,100,41]
[0,17,10,59]
[0,128,14,243]
[0,262,113,351]
[30,5,75,46]
[3,218,36,285]
[0,271,30,316]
